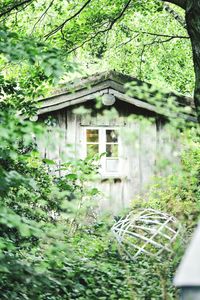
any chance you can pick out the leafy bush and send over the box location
[131,129,200,232]
[0,110,199,299]
[0,111,100,299]
[23,223,180,300]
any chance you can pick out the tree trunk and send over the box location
[185,0,200,123]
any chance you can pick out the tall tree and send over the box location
[184,0,200,122]
[162,0,200,121]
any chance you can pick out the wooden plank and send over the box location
[110,89,158,113]
[38,89,108,115]
[65,109,78,159]
[57,110,67,164]
[123,120,141,195]
[110,89,197,122]
[139,120,157,190]
[38,83,110,110]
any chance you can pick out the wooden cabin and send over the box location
[36,71,195,213]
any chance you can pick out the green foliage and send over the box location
[0,109,189,300]
[0,110,102,299]
[53,224,180,300]
[0,24,77,115]
[132,129,200,231]
[0,110,199,300]
[1,0,194,98]
[0,1,199,299]
[1,218,181,299]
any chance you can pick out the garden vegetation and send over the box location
[0,1,200,299]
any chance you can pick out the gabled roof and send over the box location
[37,71,196,121]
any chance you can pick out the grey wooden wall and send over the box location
[37,101,176,214]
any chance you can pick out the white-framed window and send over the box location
[84,127,121,176]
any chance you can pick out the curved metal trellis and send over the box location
[111,208,182,260]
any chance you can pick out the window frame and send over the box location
[84,126,122,177]
[85,128,99,157]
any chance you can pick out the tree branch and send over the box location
[164,3,186,28]
[162,0,186,10]
[31,0,54,34]
[66,0,132,53]
[117,31,188,49]
[0,0,35,18]
[45,0,132,41]
[0,1,34,23]
[44,0,92,39]
[116,33,140,48]
[131,30,189,39]
[139,35,188,78]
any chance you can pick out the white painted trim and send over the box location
[82,126,123,177]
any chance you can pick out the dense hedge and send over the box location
[1,225,180,300]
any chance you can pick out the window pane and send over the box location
[106,130,118,143]
[86,129,99,142]
[106,159,119,172]
[87,144,99,156]
[106,144,118,157]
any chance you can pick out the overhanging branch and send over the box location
[31,0,54,34]
[44,0,92,39]
[162,0,186,10]
[45,0,132,41]
[139,34,189,78]
[164,3,186,28]
[130,30,189,39]
[0,0,35,18]
[66,0,132,53]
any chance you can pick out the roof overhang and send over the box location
[37,71,197,122]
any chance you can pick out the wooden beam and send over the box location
[38,89,108,114]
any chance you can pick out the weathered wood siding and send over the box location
[37,99,172,213]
